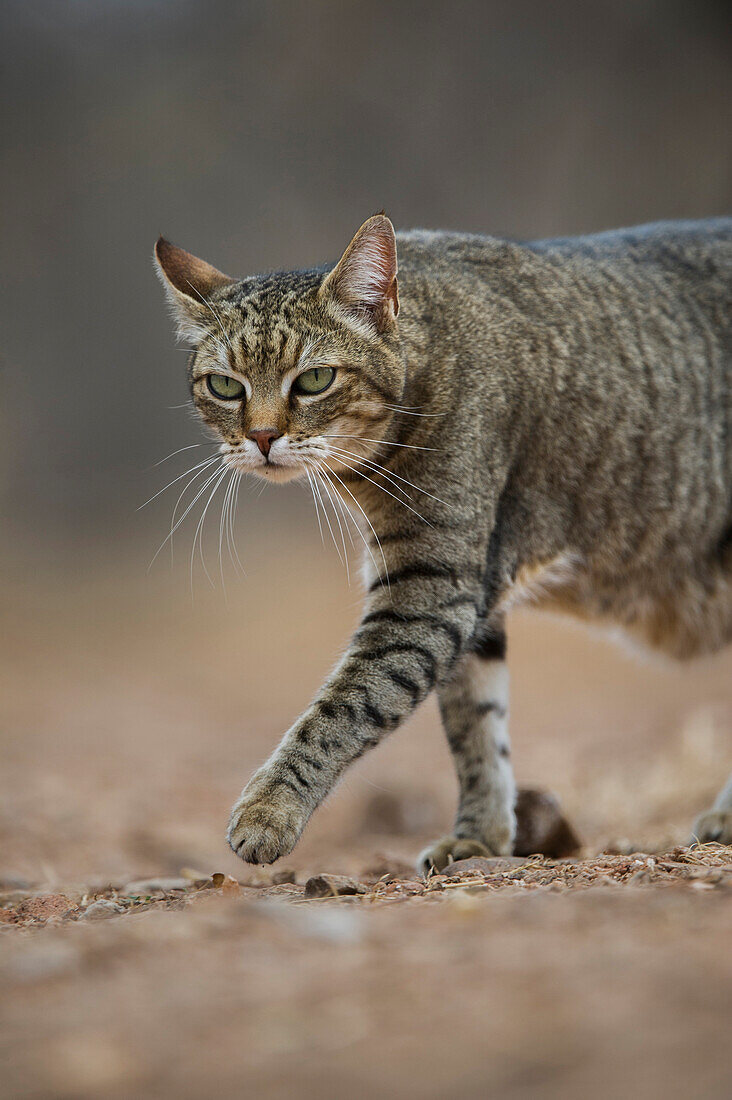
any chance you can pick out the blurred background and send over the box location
[1,4,731,1095]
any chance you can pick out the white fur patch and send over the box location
[499,552,581,613]
[462,655,509,710]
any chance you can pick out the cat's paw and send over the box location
[691,809,732,846]
[417,836,493,876]
[228,782,307,864]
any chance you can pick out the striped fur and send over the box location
[155,216,732,867]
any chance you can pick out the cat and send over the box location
[154,214,732,868]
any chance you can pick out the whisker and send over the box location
[184,280,234,352]
[233,475,246,572]
[151,443,208,468]
[380,404,445,418]
[327,434,440,452]
[315,468,350,584]
[328,445,450,507]
[190,465,229,594]
[311,469,343,566]
[305,470,326,547]
[218,469,236,595]
[226,470,246,575]
[167,456,222,567]
[147,461,224,571]
[329,454,433,527]
[138,454,220,511]
[313,462,390,594]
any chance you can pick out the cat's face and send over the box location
[155,216,404,484]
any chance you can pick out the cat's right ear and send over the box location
[154,238,233,341]
[321,214,399,333]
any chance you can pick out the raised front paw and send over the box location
[417,836,493,875]
[227,780,307,864]
[691,809,732,846]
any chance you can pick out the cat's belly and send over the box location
[500,554,732,661]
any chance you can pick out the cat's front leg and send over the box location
[228,570,481,863]
[418,626,516,873]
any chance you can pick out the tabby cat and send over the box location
[155,214,732,868]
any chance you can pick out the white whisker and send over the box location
[184,280,233,352]
[190,465,229,594]
[328,445,450,507]
[327,453,433,527]
[311,469,343,565]
[138,454,220,510]
[147,460,224,571]
[313,461,390,594]
[306,469,326,547]
[327,434,439,452]
[152,443,208,467]
[315,468,351,584]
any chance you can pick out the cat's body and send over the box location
[155,216,732,866]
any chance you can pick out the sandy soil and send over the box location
[1,549,731,1098]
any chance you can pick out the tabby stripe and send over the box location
[474,700,507,719]
[368,562,480,593]
[361,609,463,650]
[277,778,302,797]
[384,668,423,706]
[471,630,507,662]
[362,700,389,729]
[356,643,438,688]
[287,762,310,790]
[297,752,324,771]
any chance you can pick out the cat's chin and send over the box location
[251,463,303,484]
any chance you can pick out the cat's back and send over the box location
[398,219,731,365]
[398,218,731,287]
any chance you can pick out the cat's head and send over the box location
[155,215,404,483]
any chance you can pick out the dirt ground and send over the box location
[2,546,731,1099]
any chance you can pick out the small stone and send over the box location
[271,869,296,885]
[123,877,189,895]
[304,874,367,899]
[514,789,582,858]
[441,856,527,878]
[81,899,125,920]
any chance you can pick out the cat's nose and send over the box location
[247,428,282,457]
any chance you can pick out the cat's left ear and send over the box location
[154,237,233,339]
[322,214,399,332]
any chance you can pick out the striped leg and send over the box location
[227,559,483,864]
[418,631,516,873]
[691,772,732,845]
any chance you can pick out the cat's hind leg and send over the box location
[418,629,516,873]
[691,772,732,845]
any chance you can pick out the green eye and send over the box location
[293,366,335,395]
[207,374,245,400]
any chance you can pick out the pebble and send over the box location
[81,899,125,921]
[441,856,527,878]
[514,788,582,858]
[304,874,367,899]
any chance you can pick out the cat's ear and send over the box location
[154,237,233,340]
[322,214,399,332]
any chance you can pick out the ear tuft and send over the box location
[154,238,233,340]
[322,214,399,331]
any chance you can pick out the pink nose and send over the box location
[247,428,281,457]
